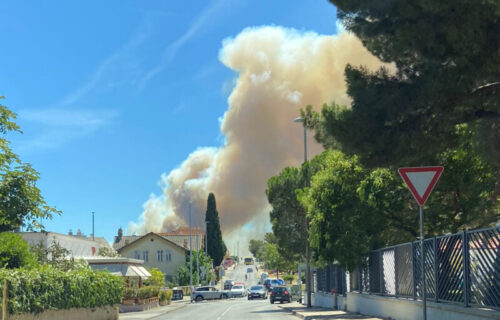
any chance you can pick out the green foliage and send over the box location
[30,240,89,271]
[248,240,265,258]
[0,98,60,231]
[159,289,172,302]
[282,274,294,282]
[260,243,296,274]
[145,268,165,287]
[123,287,138,300]
[175,250,216,286]
[0,232,36,269]
[98,247,119,257]
[0,265,124,314]
[205,193,226,266]
[266,167,307,262]
[137,286,159,300]
[317,1,500,171]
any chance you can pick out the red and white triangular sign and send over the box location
[398,166,444,206]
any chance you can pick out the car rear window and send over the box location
[251,286,263,290]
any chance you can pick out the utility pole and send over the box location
[294,116,311,308]
[189,202,193,298]
[196,231,200,286]
[92,211,95,241]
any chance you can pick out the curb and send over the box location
[277,305,306,320]
[148,303,187,319]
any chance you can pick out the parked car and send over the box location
[265,278,283,291]
[224,279,234,290]
[230,284,247,297]
[191,286,229,302]
[247,267,253,273]
[269,286,291,304]
[248,285,267,300]
[260,272,268,281]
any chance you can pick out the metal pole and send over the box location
[197,232,200,286]
[420,206,427,320]
[189,203,193,297]
[92,212,95,241]
[303,124,312,308]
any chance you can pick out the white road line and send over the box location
[216,304,234,320]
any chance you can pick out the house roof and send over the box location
[116,232,189,253]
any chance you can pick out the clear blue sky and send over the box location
[0,1,337,243]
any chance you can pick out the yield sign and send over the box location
[398,166,444,206]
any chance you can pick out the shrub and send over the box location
[0,232,37,269]
[283,274,294,282]
[0,265,124,314]
[159,289,172,302]
[123,287,138,300]
[137,286,159,300]
[145,268,165,287]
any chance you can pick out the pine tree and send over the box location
[205,193,226,266]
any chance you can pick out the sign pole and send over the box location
[420,205,426,320]
[398,166,443,320]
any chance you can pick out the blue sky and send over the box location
[0,1,337,243]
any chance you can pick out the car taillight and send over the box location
[284,291,289,295]
[270,292,274,295]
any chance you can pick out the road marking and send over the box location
[216,304,233,320]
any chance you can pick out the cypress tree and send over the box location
[205,193,226,266]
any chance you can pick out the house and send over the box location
[20,231,113,257]
[116,232,188,282]
[113,227,204,251]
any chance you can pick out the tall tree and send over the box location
[205,193,226,266]
[314,1,500,171]
[0,98,59,231]
[248,239,265,258]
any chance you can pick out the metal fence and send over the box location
[313,264,347,294]
[349,225,500,310]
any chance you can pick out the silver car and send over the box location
[191,286,229,302]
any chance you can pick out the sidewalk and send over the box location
[119,296,190,320]
[278,302,384,320]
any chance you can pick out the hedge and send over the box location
[0,265,124,314]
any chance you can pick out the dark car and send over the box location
[270,286,291,304]
[248,285,267,300]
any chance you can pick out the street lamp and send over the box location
[294,116,311,308]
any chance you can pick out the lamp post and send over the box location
[294,116,311,308]
[189,202,193,301]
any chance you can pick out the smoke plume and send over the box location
[127,26,387,252]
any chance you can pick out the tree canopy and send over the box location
[313,1,500,170]
[0,98,59,231]
[205,193,226,266]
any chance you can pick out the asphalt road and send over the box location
[153,264,297,320]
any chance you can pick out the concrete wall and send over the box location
[346,292,500,320]
[120,234,187,279]
[8,306,118,320]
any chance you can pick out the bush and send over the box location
[0,232,36,269]
[0,265,124,314]
[123,287,138,300]
[137,286,159,300]
[158,289,173,303]
[283,274,294,282]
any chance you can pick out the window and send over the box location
[157,250,163,262]
[142,250,149,262]
[134,250,140,259]
[165,250,172,262]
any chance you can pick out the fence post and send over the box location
[412,242,417,300]
[394,247,398,298]
[2,278,8,320]
[379,250,384,295]
[434,236,438,303]
[462,230,470,307]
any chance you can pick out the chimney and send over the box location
[68,229,73,236]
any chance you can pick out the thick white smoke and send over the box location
[127,26,387,254]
